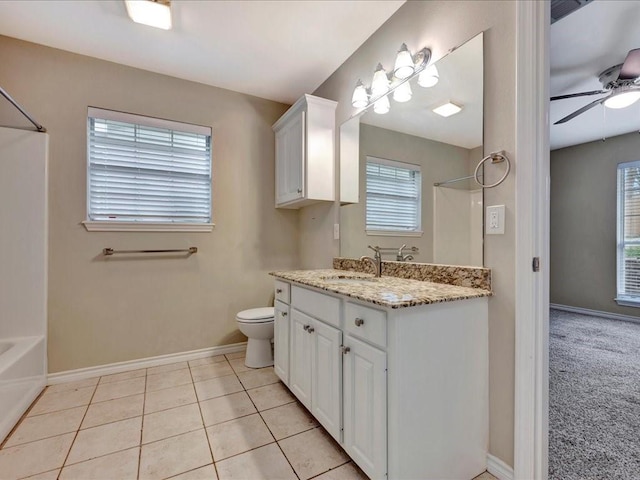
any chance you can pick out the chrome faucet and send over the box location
[360,245,382,277]
[396,244,415,262]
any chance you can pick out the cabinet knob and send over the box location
[341,346,351,355]
[354,318,365,327]
[297,188,302,194]
[303,325,310,331]
[276,288,283,293]
[282,312,287,317]
[307,327,315,333]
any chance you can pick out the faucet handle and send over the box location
[367,245,380,253]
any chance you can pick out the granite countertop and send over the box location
[270,269,492,309]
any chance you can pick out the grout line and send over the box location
[137,369,148,480]
[189,360,220,480]
[305,460,353,480]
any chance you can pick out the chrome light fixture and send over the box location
[125,0,172,30]
[350,44,431,114]
[603,87,640,109]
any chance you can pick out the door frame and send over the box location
[514,1,550,479]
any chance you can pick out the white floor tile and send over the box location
[279,427,350,480]
[236,368,279,390]
[194,375,243,402]
[206,414,274,460]
[190,363,234,382]
[146,361,188,376]
[66,416,141,465]
[5,406,85,447]
[92,377,145,403]
[142,404,203,444]
[21,468,61,480]
[139,429,212,480]
[0,433,74,479]
[223,351,246,361]
[168,464,218,480]
[227,358,251,374]
[99,368,146,385]
[215,443,296,480]
[82,393,144,429]
[59,446,139,480]
[146,369,192,392]
[199,392,256,427]
[312,462,368,480]
[188,356,227,368]
[260,402,318,440]
[29,387,94,416]
[46,377,99,395]
[145,383,197,414]
[246,382,295,411]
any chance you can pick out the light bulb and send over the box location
[125,0,172,30]
[393,43,415,80]
[371,64,390,96]
[351,80,368,108]
[432,102,462,117]
[418,64,439,88]
[603,90,640,109]
[374,96,390,114]
[393,81,412,103]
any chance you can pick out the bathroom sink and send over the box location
[322,277,377,285]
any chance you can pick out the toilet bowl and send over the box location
[236,307,275,368]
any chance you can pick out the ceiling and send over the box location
[0,0,405,105]
[551,0,640,150]
[360,33,483,150]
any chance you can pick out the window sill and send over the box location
[366,230,423,237]
[614,297,640,308]
[82,221,214,232]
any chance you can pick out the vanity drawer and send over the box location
[275,280,290,304]
[291,285,340,327]
[344,302,386,348]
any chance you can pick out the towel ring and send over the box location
[474,151,511,188]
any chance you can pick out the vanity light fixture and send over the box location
[350,45,432,114]
[432,101,463,117]
[125,0,172,30]
[418,64,439,88]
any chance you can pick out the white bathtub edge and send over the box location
[0,377,45,444]
[47,342,248,385]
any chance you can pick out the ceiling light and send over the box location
[371,64,390,96]
[125,0,172,30]
[374,96,390,115]
[393,81,412,103]
[351,80,369,108]
[432,102,462,117]
[393,43,415,80]
[603,90,640,109]
[418,64,439,88]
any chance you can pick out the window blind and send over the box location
[617,161,640,301]
[366,157,421,232]
[87,108,212,224]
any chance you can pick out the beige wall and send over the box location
[340,123,471,261]
[551,132,640,318]
[309,0,516,467]
[0,36,300,373]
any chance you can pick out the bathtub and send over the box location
[0,336,46,443]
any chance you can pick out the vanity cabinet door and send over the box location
[289,309,313,409]
[311,318,342,442]
[274,301,290,386]
[343,335,387,480]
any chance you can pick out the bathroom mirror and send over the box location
[339,33,484,266]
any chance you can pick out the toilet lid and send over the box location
[237,307,275,322]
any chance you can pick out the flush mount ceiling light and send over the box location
[432,101,463,117]
[350,44,431,114]
[125,0,172,30]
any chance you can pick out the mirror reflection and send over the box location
[339,33,484,267]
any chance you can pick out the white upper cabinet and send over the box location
[272,94,337,209]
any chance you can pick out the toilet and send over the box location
[236,307,275,368]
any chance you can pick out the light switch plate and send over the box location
[486,205,505,235]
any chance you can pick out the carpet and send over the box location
[549,309,640,480]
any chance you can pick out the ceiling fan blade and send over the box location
[551,90,608,101]
[553,95,610,125]
[618,48,640,80]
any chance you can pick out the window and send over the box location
[365,156,422,235]
[84,107,212,232]
[617,161,640,306]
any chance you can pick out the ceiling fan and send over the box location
[551,48,640,124]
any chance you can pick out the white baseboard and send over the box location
[550,303,640,325]
[487,454,514,480]
[47,342,247,385]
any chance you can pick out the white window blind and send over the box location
[366,157,421,233]
[617,161,640,305]
[87,107,212,224]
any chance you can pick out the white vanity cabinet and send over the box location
[273,300,289,384]
[273,279,488,480]
[272,94,337,209]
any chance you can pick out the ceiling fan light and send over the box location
[603,90,640,109]
[373,96,390,114]
[418,64,439,88]
[351,80,369,108]
[125,0,172,30]
[393,81,412,103]
[432,101,462,117]
[371,64,390,96]
[393,43,415,80]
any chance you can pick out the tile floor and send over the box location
[0,350,498,480]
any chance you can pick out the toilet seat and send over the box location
[237,307,274,323]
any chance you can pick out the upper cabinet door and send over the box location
[272,94,337,209]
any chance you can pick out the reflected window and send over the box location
[617,160,640,306]
[365,156,421,234]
